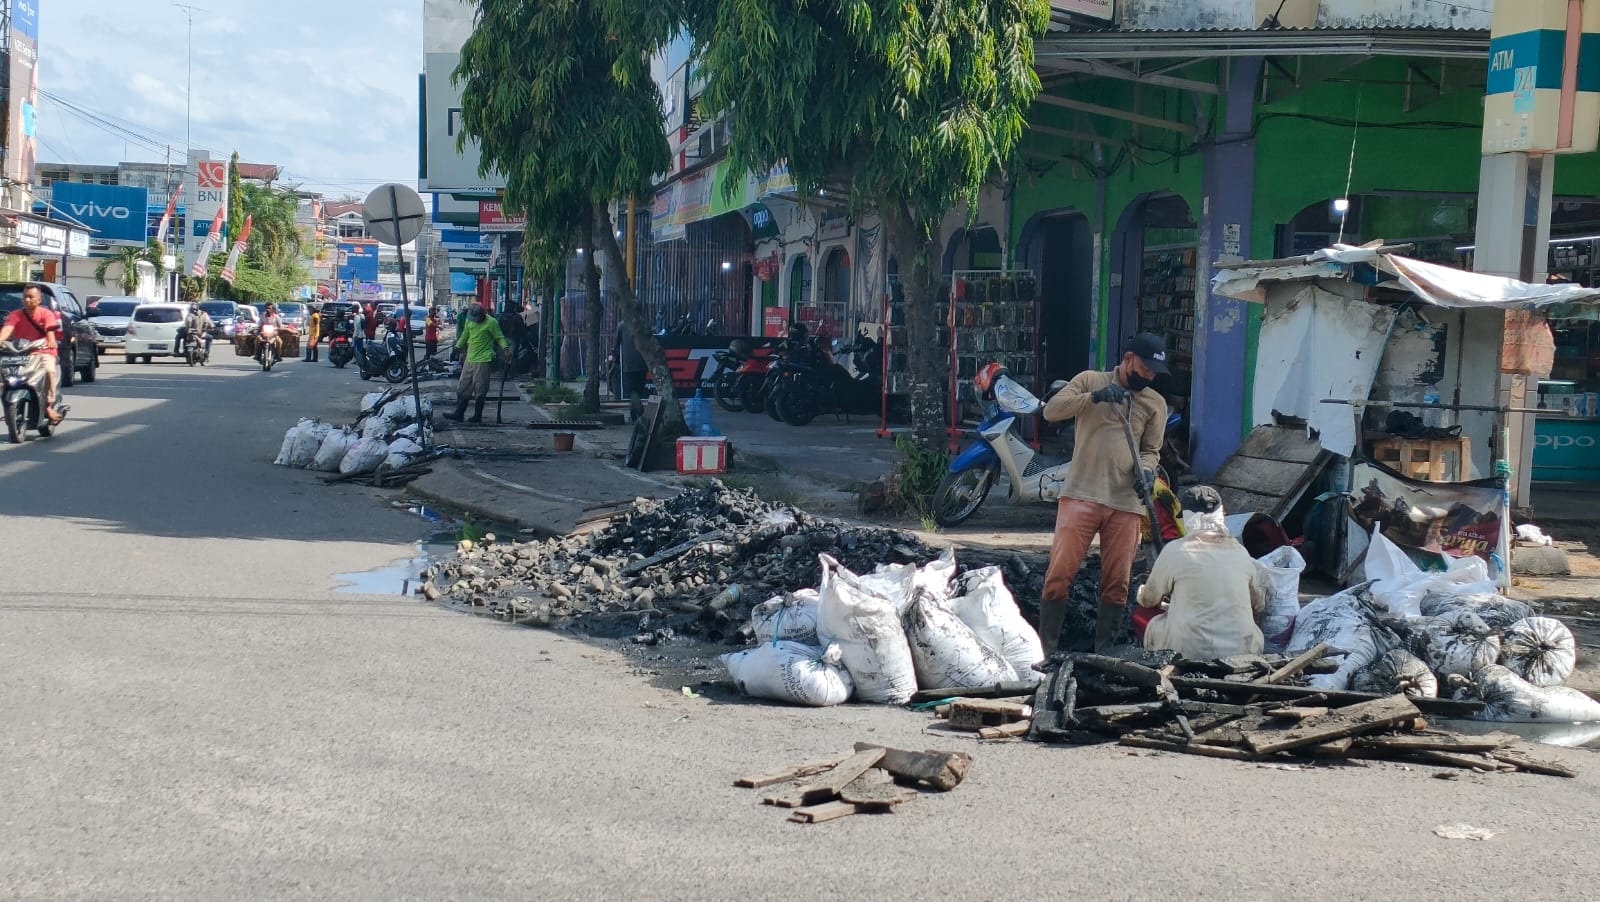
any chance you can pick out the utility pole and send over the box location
[174,3,202,159]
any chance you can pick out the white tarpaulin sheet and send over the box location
[1254,285,1395,457]
[1216,244,1600,310]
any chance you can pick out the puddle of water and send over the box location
[1438,718,1600,751]
[335,536,455,596]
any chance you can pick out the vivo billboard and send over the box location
[50,182,151,245]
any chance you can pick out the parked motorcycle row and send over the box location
[704,325,883,427]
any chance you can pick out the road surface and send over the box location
[2,354,1598,900]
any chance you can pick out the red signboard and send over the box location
[763,306,790,338]
[479,200,527,233]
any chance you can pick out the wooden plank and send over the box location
[788,801,863,824]
[1303,738,1354,757]
[1211,455,1316,499]
[909,681,1041,704]
[979,720,1033,740]
[854,743,971,791]
[949,699,1032,731]
[621,530,725,576]
[1232,426,1327,464]
[1244,696,1421,756]
[840,776,920,809]
[1120,734,1259,761]
[1261,644,1332,685]
[1489,748,1579,779]
[1171,676,1485,718]
[1216,486,1285,519]
[765,747,885,808]
[1354,733,1514,754]
[1267,706,1330,721]
[734,757,846,789]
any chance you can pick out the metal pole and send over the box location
[391,185,429,452]
[625,197,637,289]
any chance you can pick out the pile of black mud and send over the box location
[420,482,1100,644]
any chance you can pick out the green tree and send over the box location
[93,239,168,296]
[454,0,684,429]
[689,0,1050,444]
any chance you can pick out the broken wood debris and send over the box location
[992,651,1577,779]
[743,744,971,824]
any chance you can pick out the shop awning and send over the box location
[1213,244,1600,310]
[1034,28,1490,61]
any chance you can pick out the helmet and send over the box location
[974,362,1006,397]
[189,303,200,313]
[729,338,753,357]
[787,322,809,342]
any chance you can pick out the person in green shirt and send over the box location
[445,305,510,423]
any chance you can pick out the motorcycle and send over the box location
[758,330,830,421]
[356,331,409,384]
[776,331,883,426]
[709,338,758,413]
[183,328,210,367]
[930,364,1073,527]
[256,324,281,371]
[328,333,354,368]
[1,339,60,443]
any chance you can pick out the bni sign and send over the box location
[1482,0,1600,155]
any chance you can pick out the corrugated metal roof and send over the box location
[1036,27,1490,60]
[1049,0,1491,33]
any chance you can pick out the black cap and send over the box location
[1126,333,1171,375]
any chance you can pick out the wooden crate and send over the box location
[1371,436,1473,482]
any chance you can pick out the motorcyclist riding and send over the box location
[178,303,214,358]
[0,284,66,424]
[259,303,285,363]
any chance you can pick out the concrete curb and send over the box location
[405,462,539,534]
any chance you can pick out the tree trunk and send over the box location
[880,201,947,449]
[544,274,560,382]
[594,202,686,434]
[580,207,603,415]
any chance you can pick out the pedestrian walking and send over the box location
[304,307,322,362]
[615,323,647,423]
[424,307,441,359]
[1035,333,1170,658]
[443,305,510,424]
[362,303,378,341]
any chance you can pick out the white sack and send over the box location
[1286,584,1400,690]
[311,428,357,472]
[381,396,432,421]
[947,566,1043,683]
[1456,664,1600,723]
[1417,610,1502,678]
[273,425,297,466]
[1501,616,1577,688]
[902,588,1017,690]
[383,437,425,471]
[1351,648,1439,698]
[816,554,918,704]
[1420,590,1535,633]
[360,392,387,415]
[720,641,854,707]
[282,419,327,469]
[1254,546,1305,654]
[750,590,821,645]
[339,437,391,476]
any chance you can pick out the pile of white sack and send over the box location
[1283,527,1600,726]
[721,551,1043,707]
[272,390,433,477]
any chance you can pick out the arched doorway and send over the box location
[1113,193,1197,401]
[820,247,851,337]
[1019,210,1094,381]
[787,254,812,328]
[943,226,1003,277]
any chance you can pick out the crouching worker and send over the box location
[1137,485,1267,659]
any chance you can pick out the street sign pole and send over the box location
[364,183,431,451]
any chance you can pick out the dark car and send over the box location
[0,282,99,386]
[199,300,240,338]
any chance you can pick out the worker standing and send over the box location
[1036,333,1170,658]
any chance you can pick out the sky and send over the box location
[39,0,424,199]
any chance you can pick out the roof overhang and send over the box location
[1035,28,1490,61]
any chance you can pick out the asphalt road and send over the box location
[4,353,1600,900]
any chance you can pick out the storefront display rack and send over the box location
[947,269,1041,444]
[1136,245,1196,399]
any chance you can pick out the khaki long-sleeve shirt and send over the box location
[1138,534,1268,659]
[1041,369,1167,515]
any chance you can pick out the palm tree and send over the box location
[94,239,168,296]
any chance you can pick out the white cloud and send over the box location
[37,0,422,196]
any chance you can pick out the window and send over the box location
[134,307,183,324]
[39,170,68,187]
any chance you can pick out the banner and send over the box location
[4,0,39,185]
[155,185,182,245]
[49,183,150,245]
[1349,460,1506,566]
[337,241,380,282]
[185,158,229,270]
[221,215,253,284]
[191,208,226,277]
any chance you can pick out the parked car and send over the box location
[86,297,142,353]
[277,302,309,329]
[0,281,99,386]
[124,303,188,362]
[199,300,240,338]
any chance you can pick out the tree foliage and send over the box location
[689,0,1050,443]
[455,0,687,428]
[94,239,168,296]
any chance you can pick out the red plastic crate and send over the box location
[676,436,729,475]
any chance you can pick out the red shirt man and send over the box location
[0,285,65,422]
[362,304,378,340]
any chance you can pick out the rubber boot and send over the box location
[467,398,485,424]
[1093,604,1124,653]
[1036,599,1067,663]
[443,395,468,422]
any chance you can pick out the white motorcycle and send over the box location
[931,364,1072,527]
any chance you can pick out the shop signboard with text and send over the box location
[1483,0,1600,154]
[478,200,526,233]
[184,158,229,269]
[1049,0,1114,24]
[49,183,150,245]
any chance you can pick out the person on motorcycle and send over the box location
[1035,332,1170,658]
[0,285,65,424]
[179,303,214,359]
[443,305,510,424]
[259,303,285,362]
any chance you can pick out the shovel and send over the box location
[496,356,511,425]
[1113,396,1167,556]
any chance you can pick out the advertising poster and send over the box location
[50,183,150,245]
[337,241,381,282]
[184,158,229,269]
[1349,460,1506,565]
[4,0,39,185]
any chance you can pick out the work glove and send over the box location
[1141,467,1157,488]
[1091,383,1130,405]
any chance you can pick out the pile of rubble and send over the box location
[421,483,946,639]
[920,648,1579,778]
[736,743,971,825]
